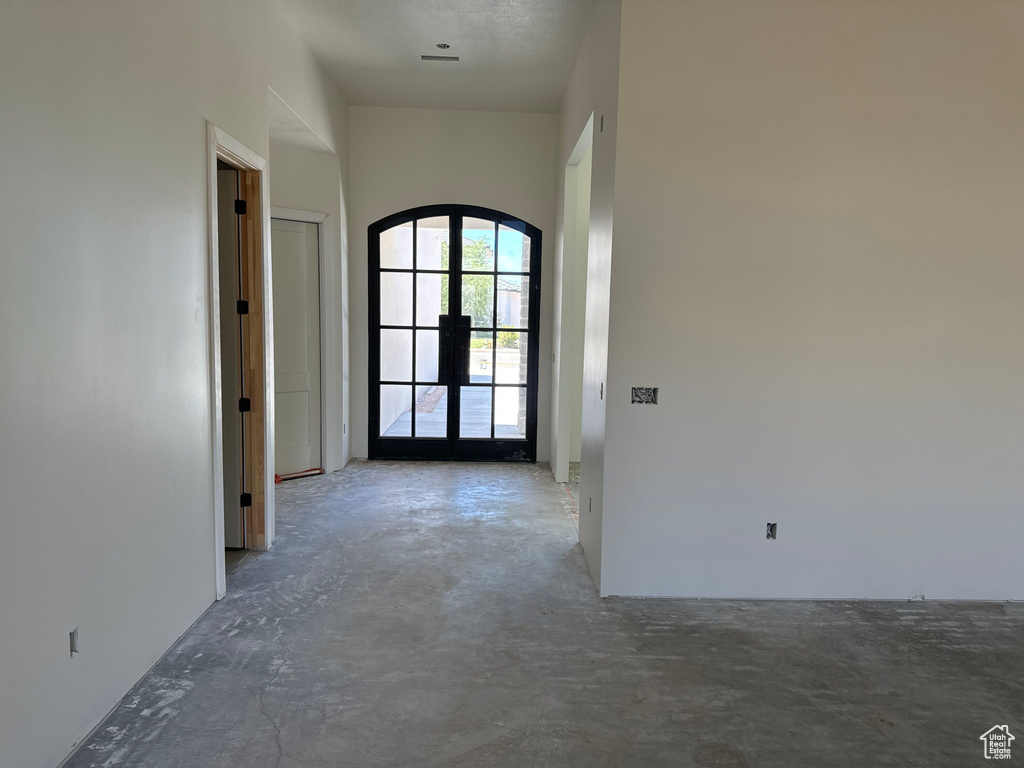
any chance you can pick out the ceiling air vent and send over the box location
[421,54,460,62]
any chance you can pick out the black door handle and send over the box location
[455,315,472,386]
[438,315,454,386]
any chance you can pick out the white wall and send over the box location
[269,141,350,471]
[551,125,587,483]
[550,0,622,590]
[601,0,1024,598]
[552,137,593,478]
[569,147,593,465]
[0,2,349,765]
[349,106,558,459]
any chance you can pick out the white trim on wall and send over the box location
[271,206,328,224]
[207,122,275,600]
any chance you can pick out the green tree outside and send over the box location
[441,238,494,329]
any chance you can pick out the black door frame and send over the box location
[368,204,541,461]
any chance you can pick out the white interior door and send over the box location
[271,218,321,475]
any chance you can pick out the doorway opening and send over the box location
[208,123,274,598]
[217,159,247,559]
[368,205,542,462]
[553,117,594,503]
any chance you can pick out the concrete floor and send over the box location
[566,461,580,530]
[67,462,1023,767]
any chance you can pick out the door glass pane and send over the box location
[496,274,528,329]
[380,329,412,381]
[469,331,493,384]
[462,274,494,328]
[416,330,440,383]
[414,385,447,437]
[416,272,448,326]
[462,217,495,272]
[380,385,412,436]
[380,272,412,326]
[417,216,449,270]
[495,332,527,384]
[494,387,527,439]
[380,222,413,269]
[498,224,530,272]
[460,386,491,438]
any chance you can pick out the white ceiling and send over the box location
[276,0,597,113]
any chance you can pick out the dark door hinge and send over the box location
[234,199,246,216]
[237,299,249,315]
[239,397,251,413]
[240,492,252,508]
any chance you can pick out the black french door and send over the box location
[368,205,541,461]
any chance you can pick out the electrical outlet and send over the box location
[69,627,79,657]
[766,523,777,540]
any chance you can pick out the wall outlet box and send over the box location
[631,387,658,405]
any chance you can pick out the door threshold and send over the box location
[275,468,326,483]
